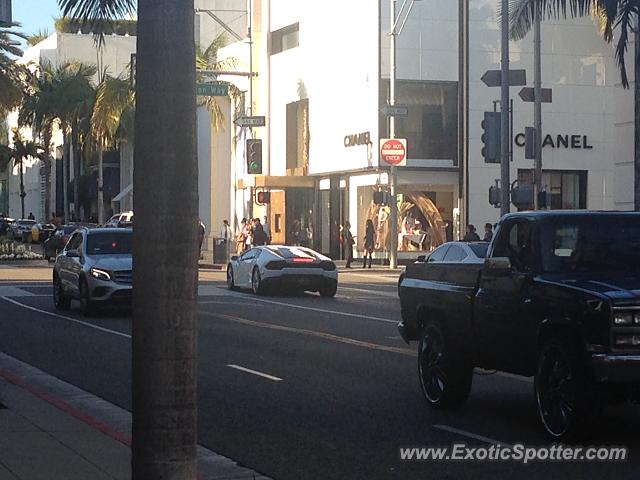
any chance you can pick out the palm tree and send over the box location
[26,28,52,47]
[509,0,640,210]
[92,73,135,223]
[49,61,97,221]
[0,22,28,111]
[58,2,199,480]
[20,62,57,221]
[0,130,44,219]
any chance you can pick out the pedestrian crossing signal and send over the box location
[246,139,263,174]
[256,191,271,205]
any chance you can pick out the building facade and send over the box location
[218,0,633,260]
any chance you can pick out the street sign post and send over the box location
[481,69,527,87]
[382,104,409,117]
[518,87,552,103]
[196,82,229,96]
[234,115,266,128]
[380,138,407,167]
[0,0,11,26]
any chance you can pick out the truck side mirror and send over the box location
[483,257,511,275]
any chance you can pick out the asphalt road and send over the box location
[0,266,639,480]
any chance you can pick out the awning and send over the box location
[111,183,133,203]
[236,175,315,190]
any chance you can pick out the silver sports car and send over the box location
[227,246,338,297]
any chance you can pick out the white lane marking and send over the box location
[432,425,511,447]
[0,296,131,339]
[339,286,398,298]
[213,294,399,324]
[227,364,282,382]
[204,312,415,356]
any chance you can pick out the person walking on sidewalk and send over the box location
[342,221,354,269]
[363,219,375,268]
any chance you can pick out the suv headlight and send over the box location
[90,268,111,281]
[613,312,634,326]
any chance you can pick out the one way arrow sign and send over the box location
[518,87,553,103]
[481,69,527,87]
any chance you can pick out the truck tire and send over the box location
[535,335,600,441]
[418,322,473,409]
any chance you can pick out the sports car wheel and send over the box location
[251,267,264,295]
[227,266,237,290]
[319,280,337,298]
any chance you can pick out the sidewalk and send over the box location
[0,353,270,480]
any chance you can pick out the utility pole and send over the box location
[389,0,398,269]
[533,8,542,209]
[500,0,510,216]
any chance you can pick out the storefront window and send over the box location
[380,80,458,163]
[357,187,451,254]
[517,170,587,210]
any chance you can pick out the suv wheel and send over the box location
[79,278,96,316]
[53,275,71,310]
[535,336,599,441]
[418,322,472,409]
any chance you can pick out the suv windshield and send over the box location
[86,231,133,255]
[540,217,640,274]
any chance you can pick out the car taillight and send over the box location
[265,260,286,270]
[292,257,314,263]
[319,260,336,271]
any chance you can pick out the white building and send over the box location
[215,0,634,260]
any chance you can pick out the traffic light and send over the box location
[373,190,389,205]
[481,112,501,164]
[246,139,263,174]
[256,191,271,205]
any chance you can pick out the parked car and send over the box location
[227,245,338,297]
[53,227,133,315]
[398,211,640,441]
[105,211,133,228]
[43,225,80,261]
[0,217,14,236]
[7,219,37,241]
[397,241,489,296]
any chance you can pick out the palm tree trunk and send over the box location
[19,158,25,220]
[72,127,80,221]
[63,135,69,223]
[132,1,198,479]
[635,16,640,211]
[43,128,52,221]
[97,147,104,224]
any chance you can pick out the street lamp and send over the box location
[388,0,421,270]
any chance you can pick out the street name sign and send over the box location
[481,69,527,87]
[196,82,229,96]
[382,104,409,117]
[234,115,266,128]
[518,87,553,103]
[380,138,407,167]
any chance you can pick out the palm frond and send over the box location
[57,0,135,45]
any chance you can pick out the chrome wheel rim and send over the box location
[227,268,234,288]
[536,346,575,437]
[419,329,447,403]
[252,269,260,293]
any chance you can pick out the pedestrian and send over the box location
[342,221,354,268]
[252,218,268,246]
[291,219,301,246]
[263,216,271,244]
[483,222,494,242]
[463,224,481,242]
[198,219,206,258]
[236,218,248,255]
[244,219,253,250]
[363,219,375,268]
[28,212,35,220]
[220,219,232,244]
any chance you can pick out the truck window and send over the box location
[493,221,533,272]
[443,245,467,262]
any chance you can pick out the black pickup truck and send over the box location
[398,211,640,440]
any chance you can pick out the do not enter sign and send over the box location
[380,138,407,166]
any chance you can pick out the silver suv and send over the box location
[53,227,133,315]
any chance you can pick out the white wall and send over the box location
[467,2,629,227]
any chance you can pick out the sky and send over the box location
[13,0,62,37]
